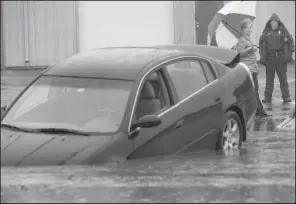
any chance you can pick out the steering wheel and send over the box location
[94,109,123,118]
[83,109,123,131]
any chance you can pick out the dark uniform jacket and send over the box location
[259,14,295,64]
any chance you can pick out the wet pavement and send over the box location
[1,65,295,203]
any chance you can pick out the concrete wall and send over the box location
[78,1,174,52]
[78,1,198,51]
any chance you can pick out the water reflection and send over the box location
[1,109,295,202]
[248,116,288,132]
[262,101,295,112]
[1,129,295,203]
[267,117,276,131]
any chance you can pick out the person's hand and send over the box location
[259,57,266,65]
[249,45,258,52]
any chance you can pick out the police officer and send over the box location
[259,13,295,104]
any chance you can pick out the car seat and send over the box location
[135,82,161,120]
[148,73,162,100]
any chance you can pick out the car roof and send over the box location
[44,47,184,80]
[150,44,239,65]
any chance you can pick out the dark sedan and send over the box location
[1,45,257,166]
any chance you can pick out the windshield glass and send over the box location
[2,76,133,133]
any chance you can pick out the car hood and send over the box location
[1,129,117,166]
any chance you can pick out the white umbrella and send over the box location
[208,1,257,49]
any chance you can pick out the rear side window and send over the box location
[200,60,216,83]
[166,60,208,100]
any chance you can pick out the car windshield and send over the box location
[2,76,133,133]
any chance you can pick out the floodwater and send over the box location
[1,129,295,203]
[1,69,295,203]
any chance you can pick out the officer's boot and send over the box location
[262,98,272,104]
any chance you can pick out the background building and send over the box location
[1,1,295,69]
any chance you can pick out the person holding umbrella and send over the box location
[259,13,294,104]
[207,1,257,49]
[232,18,268,117]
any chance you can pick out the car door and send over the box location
[128,68,189,159]
[162,57,224,153]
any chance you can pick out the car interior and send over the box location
[135,81,161,120]
[134,71,170,121]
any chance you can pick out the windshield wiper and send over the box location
[1,124,39,133]
[1,124,90,136]
[36,128,90,136]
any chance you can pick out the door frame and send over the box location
[127,67,183,159]
[194,1,225,45]
[172,1,196,44]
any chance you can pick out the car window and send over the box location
[200,60,216,83]
[165,60,208,100]
[2,76,133,133]
[133,70,171,121]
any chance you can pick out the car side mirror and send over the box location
[133,115,161,129]
[129,115,162,140]
[1,105,7,119]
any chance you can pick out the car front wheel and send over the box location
[217,110,243,150]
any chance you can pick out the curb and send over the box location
[276,107,295,130]
[277,116,295,130]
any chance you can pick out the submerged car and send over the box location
[1,45,257,166]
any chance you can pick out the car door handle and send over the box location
[214,97,221,103]
[175,119,183,129]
